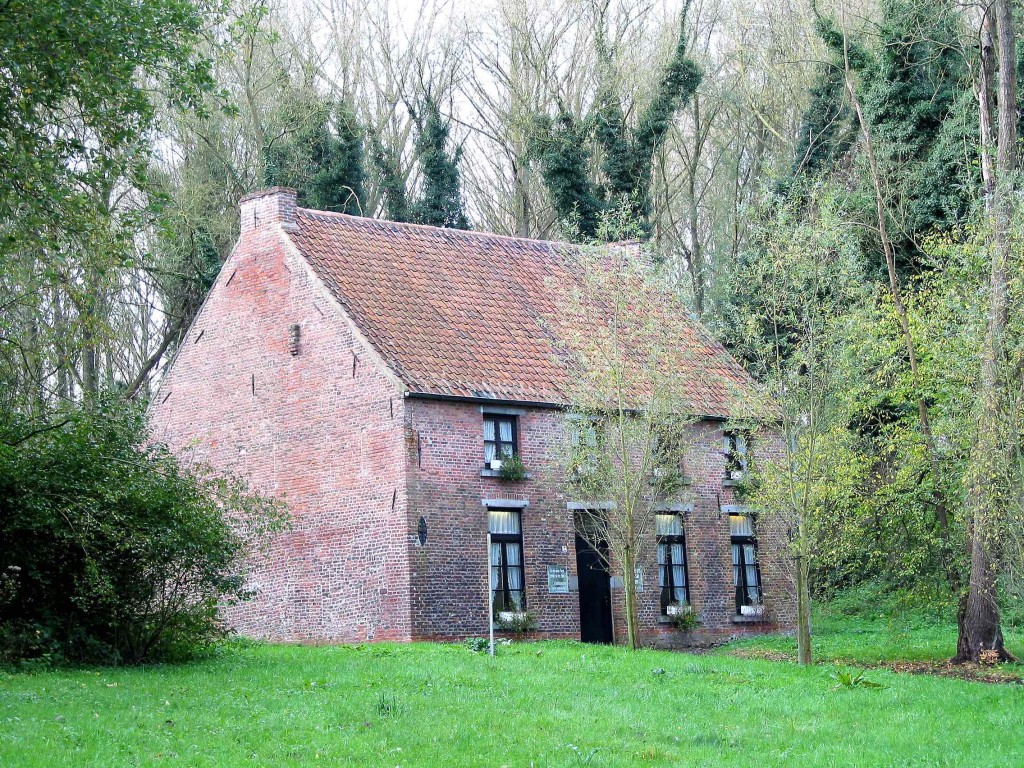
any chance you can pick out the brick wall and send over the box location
[405,401,796,646]
[148,216,412,642]
[404,399,580,640]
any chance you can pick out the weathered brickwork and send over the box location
[404,400,581,640]
[406,404,794,645]
[148,188,794,647]
[149,189,412,643]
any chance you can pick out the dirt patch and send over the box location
[875,660,1022,684]
[727,648,1023,684]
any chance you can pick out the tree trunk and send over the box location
[956,533,1009,661]
[622,550,639,650]
[956,0,1017,664]
[795,553,812,665]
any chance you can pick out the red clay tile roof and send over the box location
[290,209,761,418]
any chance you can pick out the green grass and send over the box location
[721,610,1024,665]
[3,634,1024,767]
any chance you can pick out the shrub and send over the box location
[0,401,287,665]
[497,453,528,482]
[665,603,701,632]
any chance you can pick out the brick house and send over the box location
[149,187,794,647]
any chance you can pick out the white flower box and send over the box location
[740,604,765,617]
[490,459,503,471]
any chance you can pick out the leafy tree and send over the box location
[552,211,733,648]
[798,2,977,274]
[0,0,219,408]
[0,401,287,664]
[0,0,216,258]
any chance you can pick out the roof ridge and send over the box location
[295,207,578,251]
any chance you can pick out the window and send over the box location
[656,513,689,612]
[484,414,518,466]
[724,431,749,479]
[489,509,525,613]
[730,514,762,612]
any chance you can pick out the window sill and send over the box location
[480,469,532,480]
[731,614,768,624]
[722,478,744,487]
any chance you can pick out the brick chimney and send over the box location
[239,187,298,233]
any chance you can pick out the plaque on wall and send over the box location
[547,565,570,593]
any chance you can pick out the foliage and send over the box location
[528,111,604,239]
[0,0,221,408]
[0,401,287,665]
[3,641,1024,766]
[494,609,538,633]
[370,134,411,223]
[527,9,701,241]
[497,452,528,482]
[551,212,725,649]
[801,1,978,274]
[665,603,700,632]
[831,669,884,690]
[463,636,491,653]
[0,0,217,258]
[263,99,367,215]
[409,99,469,229]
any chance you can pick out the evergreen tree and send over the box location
[529,110,604,239]
[263,99,366,216]
[791,36,857,176]
[794,2,977,273]
[408,99,469,229]
[527,9,701,242]
[369,135,410,223]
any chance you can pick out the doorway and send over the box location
[574,534,613,643]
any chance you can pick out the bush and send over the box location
[497,453,528,482]
[0,401,287,665]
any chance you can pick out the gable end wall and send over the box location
[148,223,412,642]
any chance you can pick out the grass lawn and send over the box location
[721,608,1024,666]
[3,622,1024,768]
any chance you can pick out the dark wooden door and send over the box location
[575,534,613,643]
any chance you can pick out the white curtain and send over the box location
[744,544,760,603]
[490,542,501,591]
[488,509,521,534]
[729,514,754,537]
[658,541,686,602]
[655,513,683,536]
[498,420,513,457]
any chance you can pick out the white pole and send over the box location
[487,531,495,656]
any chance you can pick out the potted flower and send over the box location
[497,453,528,481]
[494,596,536,633]
[665,602,700,631]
